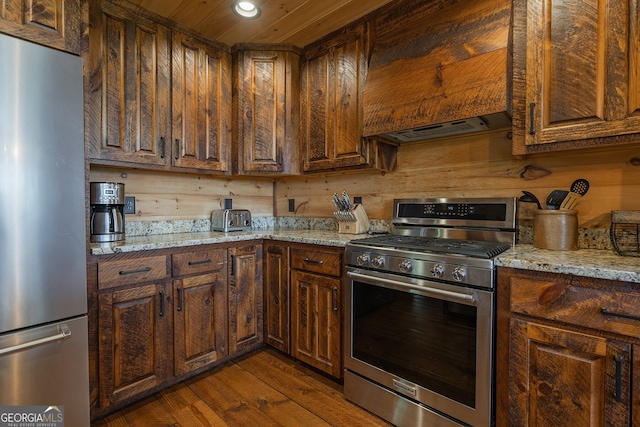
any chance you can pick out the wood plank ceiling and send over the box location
[124,0,395,47]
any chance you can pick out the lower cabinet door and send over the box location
[509,319,630,426]
[290,270,342,378]
[98,283,170,408]
[173,271,228,376]
[228,244,263,356]
[264,242,290,353]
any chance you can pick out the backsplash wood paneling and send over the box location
[90,167,275,220]
[92,129,640,229]
[275,130,640,228]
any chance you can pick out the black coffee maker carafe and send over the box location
[90,182,125,242]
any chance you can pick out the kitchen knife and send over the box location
[342,190,354,211]
[333,193,345,211]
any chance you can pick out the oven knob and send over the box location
[431,263,445,278]
[452,266,467,282]
[399,259,412,273]
[356,254,370,266]
[371,256,385,268]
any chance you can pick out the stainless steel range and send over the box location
[344,197,517,427]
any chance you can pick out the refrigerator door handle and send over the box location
[0,325,71,356]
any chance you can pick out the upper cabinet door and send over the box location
[0,0,84,54]
[513,0,640,154]
[301,25,369,172]
[86,2,170,166]
[171,31,232,173]
[234,47,300,175]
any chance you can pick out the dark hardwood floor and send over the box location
[92,347,392,426]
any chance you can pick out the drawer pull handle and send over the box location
[188,259,212,266]
[119,267,152,276]
[177,288,183,312]
[600,308,640,322]
[159,291,165,317]
[304,257,323,265]
[614,355,623,402]
[331,287,338,312]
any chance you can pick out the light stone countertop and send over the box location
[495,244,640,283]
[90,229,357,256]
[91,231,640,283]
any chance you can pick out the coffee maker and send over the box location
[90,182,125,243]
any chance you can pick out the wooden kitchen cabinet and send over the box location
[228,242,263,356]
[496,268,640,426]
[512,0,640,155]
[0,0,84,54]
[87,1,232,173]
[263,241,290,353]
[86,1,171,167]
[97,256,171,409]
[233,45,300,175]
[172,249,228,376]
[301,23,397,173]
[171,31,232,173]
[290,245,343,378]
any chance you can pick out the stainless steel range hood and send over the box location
[378,114,512,143]
[362,0,512,142]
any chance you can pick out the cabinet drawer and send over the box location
[509,276,640,338]
[98,256,168,289]
[291,247,342,277]
[172,250,226,277]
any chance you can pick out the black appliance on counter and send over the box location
[344,197,517,427]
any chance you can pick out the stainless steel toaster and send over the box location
[211,209,252,232]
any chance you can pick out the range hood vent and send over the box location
[362,0,512,140]
[381,117,488,143]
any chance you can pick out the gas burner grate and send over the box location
[349,235,511,259]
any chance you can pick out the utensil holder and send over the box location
[336,204,370,234]
[533,210,578,251]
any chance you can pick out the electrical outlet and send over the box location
[224,198,233,209]
[288,199,295,212]
[353,196,362,205]
[124,196,136,214]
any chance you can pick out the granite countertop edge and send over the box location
[91,231,640,283]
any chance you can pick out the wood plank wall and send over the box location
[91,129,640,228]
[89,167,275,220]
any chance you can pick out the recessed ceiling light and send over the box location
[232,1,261,19]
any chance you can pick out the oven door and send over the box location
[344,267,494,427]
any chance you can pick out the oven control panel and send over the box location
[347,247,495,289]
[392,197,517,231]
[397,202,505,220]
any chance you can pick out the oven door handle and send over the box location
[347,271,478,305]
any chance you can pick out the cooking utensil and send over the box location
[570,178,590,195]
[546,189,569,210]
[519,190,542,209]
[560,178,590,210]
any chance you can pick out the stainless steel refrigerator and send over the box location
[0,33,90,425]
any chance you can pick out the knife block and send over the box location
[336,204,370,234]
